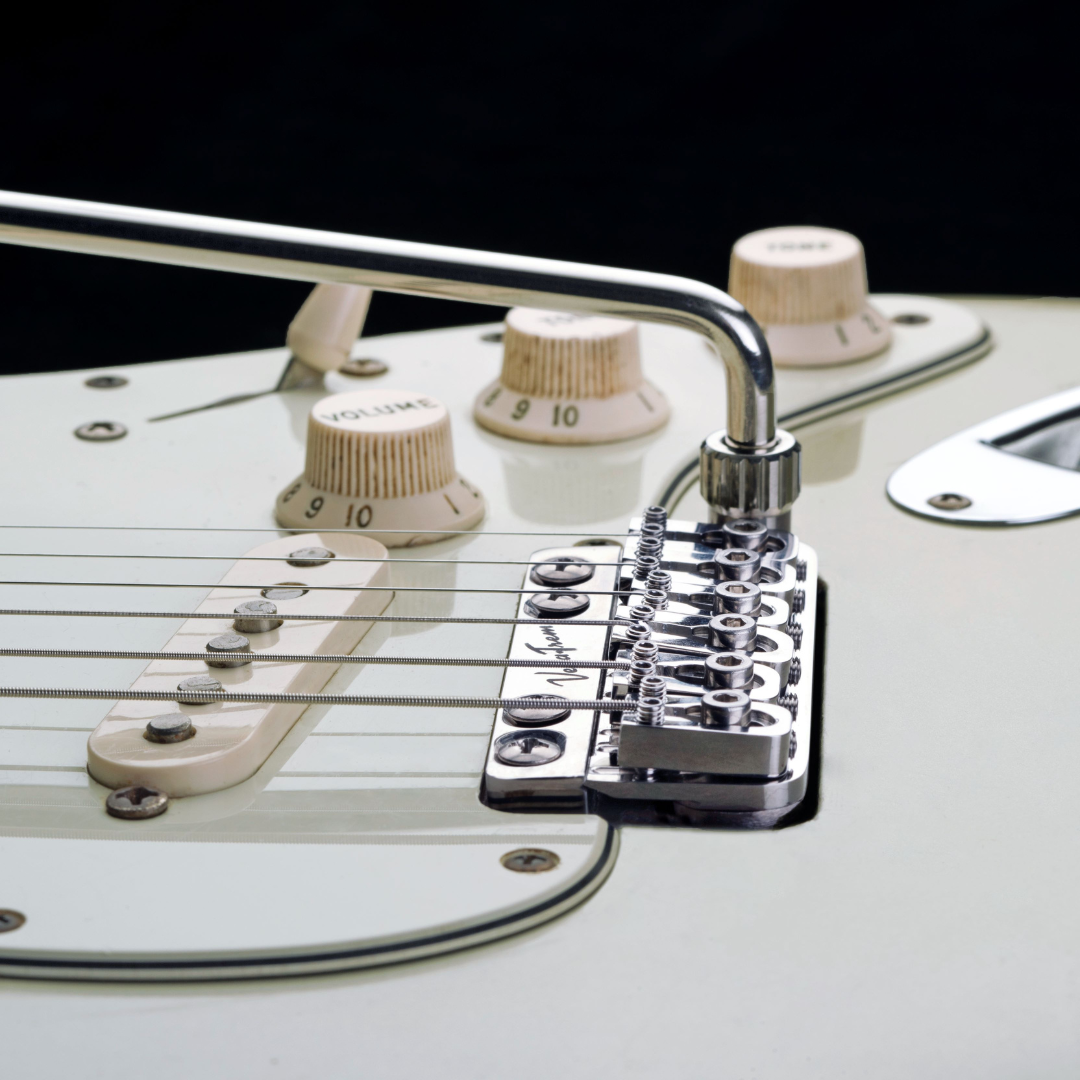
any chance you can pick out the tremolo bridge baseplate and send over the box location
[483,518,820,826]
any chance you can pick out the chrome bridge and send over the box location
[483,509,821,826]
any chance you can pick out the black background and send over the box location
[0,1,1073,375]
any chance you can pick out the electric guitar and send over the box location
[1,191,1072,1078]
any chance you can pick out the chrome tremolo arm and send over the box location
[0,189,799,519]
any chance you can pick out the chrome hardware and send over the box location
[0,190,802,517]
[888,385,1080,525]
[483,518,819,824]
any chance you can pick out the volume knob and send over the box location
[728,226,892,366]
[275,389,484,546]
[474,308,669,443]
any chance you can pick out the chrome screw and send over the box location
[646,569,672,592]
[928,493,972,511]
[721,518,769,551]
[634,695,666,726]
[494,731,564,767]
[501,848,560,873]
[84,374,128,389]
[338,358,388,377]
[74,420,127,441]
[628,658,657,688]
[633,554,661,581]
[789,656,802,685]
[631,639,659,664]
[643,587,669,610]
[0,909,26,933]
[106,785,169,820]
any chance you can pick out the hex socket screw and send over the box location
[628,602,655,623]
[704,651,755,690]
[713,548,762,582]
[623,621,653,643]
[641,506,668,527]
[708,613,757,652]
[715,580,761,615]
[720,518,769,551]
[646,569,672,592]
[702,689,752,727]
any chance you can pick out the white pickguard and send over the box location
[0,295,984,976]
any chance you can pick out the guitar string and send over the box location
[0,686,637,710]
[0,551,635,567]
[0,647,632,669]
[0,608,633,626]
[0,524,642,537]
[0,580,642,596]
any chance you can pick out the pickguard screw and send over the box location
[481,331,504,344]
[84,374,128,388]
[106,785,169,820]
[501,848,559,873]
[928,493,972,511]
[74,420,127,441]
[893,312,930,325]
[495,731,564,766]
[338,358,388,377]
[0,909,26,933]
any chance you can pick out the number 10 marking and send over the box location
[552,404,579,427]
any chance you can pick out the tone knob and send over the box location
[727,226,892,366]
[474,308,669,443]
[275,388,484,546]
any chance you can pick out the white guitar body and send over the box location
[0,191,1075,1075]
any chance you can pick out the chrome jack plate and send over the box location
[888,385,1080,525]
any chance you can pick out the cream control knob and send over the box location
[474,308,669,443]
[275,389,484,546]
[728,226,892,366]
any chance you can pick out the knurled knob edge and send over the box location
[699,429,801,520]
